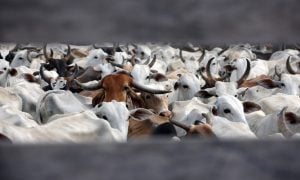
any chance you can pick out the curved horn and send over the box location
[26,50,33,62]
[39,64,51,84]
[198,67,210,84]
[286,56,298,74]
[197,49,205,63]
[179,49,186,63]
[148,55,157,68]
[277,106,294,138]
[69,64,79,80]
[130,54,136,66]
[122,55,125,65]
[74,79,102,91]
[169,119,191,132]
[43,44,53,62]
[64,44,71,58]
[132,81,171,94]
[217,48,227,56]
[274,65,282,80]
[206,57,217,82]
[237,58,251,86]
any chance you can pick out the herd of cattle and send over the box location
[0,43,300,143]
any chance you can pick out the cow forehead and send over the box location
[102,74,132,87]
[216,96,243,110]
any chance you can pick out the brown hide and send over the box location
[239,75,270,88]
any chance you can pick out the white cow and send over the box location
[0,101,129,143]
[36,90,91,124]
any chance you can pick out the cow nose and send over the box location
[159,110,172,117]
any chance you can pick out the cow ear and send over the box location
[257,79,282,89]
[130,108,154,121]
[23,73,38,83]
[194,90,215,98]
[150,73,168,82]
[243,101,261,113]
[284,112,300,124]
[9,68,17,76]
[212,106,218,116]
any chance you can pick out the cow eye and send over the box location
[124,86,129,91]
[3,67,7,71]
[126,104,129,108]
[141,52,145,56]
[146,95,151,99]
[102,115,108,120]
[18,57,23,60]
[281,83,285,87]
[224,109,231,113]
[183,85,189,89]
[234,94,238,97]
[172,56,175,59]
[97,103,103,108]
[94,56,98,59]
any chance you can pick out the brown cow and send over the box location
[75,72,171,106]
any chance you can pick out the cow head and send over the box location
[128,108,171,139]
[74,72,171,106]
[169,114,216,138]
[40,63,79,91]
[0,60,17,87]
[173,73,203,101]
[43,44,74,76]
[93,101,129,138]
[213,95,261,124]
[0,44,19,63]
[140,92,171,117]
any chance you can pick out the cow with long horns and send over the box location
[74,72,171,107]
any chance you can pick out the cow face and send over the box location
[173,73,202,101]
[94,101,129,136]
[0,61,17,87]
[86,49,109,66]
[134,45,151,62]
[10,50,31,68]
[102,73,133,102]
[140,92,171,117]
[40,64,78,91]
[214,95,248,124]
[131,64,151,83]
[51,77,67,90]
